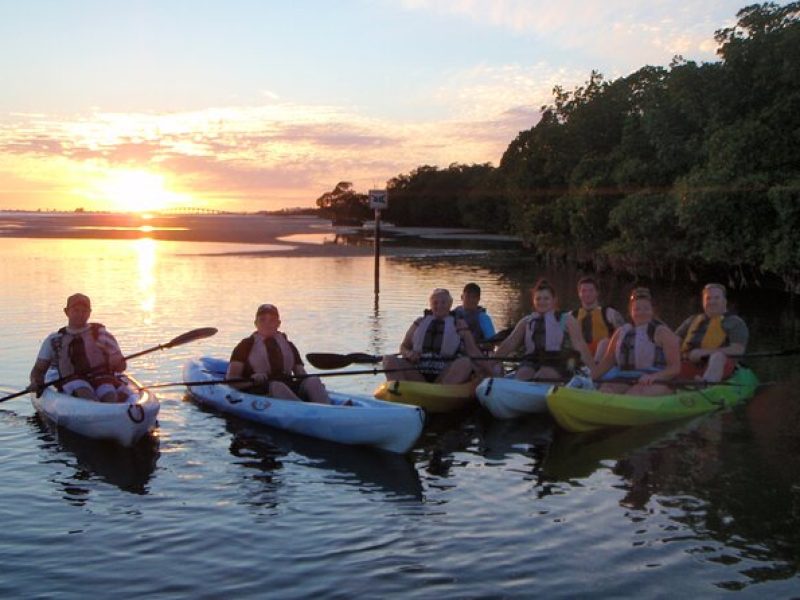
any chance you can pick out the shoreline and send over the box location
[0,211,520,258]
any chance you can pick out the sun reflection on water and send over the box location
[134,238,157,322]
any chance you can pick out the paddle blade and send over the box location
[164,327,218,349]
[306,352,382,369]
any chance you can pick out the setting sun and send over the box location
[96,170,189,213]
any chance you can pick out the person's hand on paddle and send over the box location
[402,349,420,364]
[638,372,661,386]
[251,373,270,386]
[28,377,45,398]
[687,348,708,363]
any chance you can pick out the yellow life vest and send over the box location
[572,306,614,354]
[681,314,728,354]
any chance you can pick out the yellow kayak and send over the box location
[546,367,759,433]
[373,379,477,413]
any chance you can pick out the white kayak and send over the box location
[476,376,553,419]
[32,372,160,447]
[183,357,426,454]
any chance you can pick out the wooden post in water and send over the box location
[369,189,388,296]
[374,209,381,295]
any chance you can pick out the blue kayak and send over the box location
[183,357,425,454]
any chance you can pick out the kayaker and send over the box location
[675,283,749,382]
[572,276,625,362]
[493,278,594,381]
[226,303,332,404]
[28,293,127,403]
[383,288,489,383]
[591,287,681,395]
[452,282,496,348]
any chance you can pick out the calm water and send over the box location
[1,230,800,598]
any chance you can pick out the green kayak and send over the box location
[547,367,759,433]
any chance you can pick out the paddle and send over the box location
[145,367,424,390]
[735,347,800,359]
[306,352,382,369]
[306,327,516,370]
[0,326,219,403]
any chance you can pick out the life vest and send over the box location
[615,320,667,371]
[412,313,462,358]
[571,306,615,353]
[523,310,566,357]
[245,332,297,378]
[681,313,730,354]
[453,305,487,343]
[51,323,113,378]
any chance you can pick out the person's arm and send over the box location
[493,319,525,358]
[98,329,126,372]
[606,307,626,329]
[590,329,621,380]
[479,312,496,339]
[398,323,420,363]
[566,314,595,368]
[226,340,259,390]
[639,326,681,384]
[457,318,492,377]
[29,358,50,391]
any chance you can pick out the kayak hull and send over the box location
[476,376,553,419]
[32,373,159,447]
[546,367,759,433]
[184,357,425,454]
[373,379,477,413]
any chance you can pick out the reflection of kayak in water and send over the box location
[542,418,705,482]
[477,415,553,461]
[34,414,160,495]
[547,367,759,433]
[223,419,423,500]
[745,379,800,487]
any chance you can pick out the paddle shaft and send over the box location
[0,326,218,403]
[148,367,426,389]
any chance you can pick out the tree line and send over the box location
[316,3,800,291]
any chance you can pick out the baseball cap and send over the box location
[66,293,91,309]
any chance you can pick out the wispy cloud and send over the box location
[0,95,539,210]
[400,0,732,69]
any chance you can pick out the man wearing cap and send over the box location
[452,283,496,348]
[29,293,127,402]
[226,303,332,404]
[675,283,749,382]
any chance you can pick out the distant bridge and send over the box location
[158,207,226,215]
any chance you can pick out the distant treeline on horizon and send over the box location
[316,2,800,292]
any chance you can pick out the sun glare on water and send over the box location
[97,170,189,213]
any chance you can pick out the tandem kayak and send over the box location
[32,372,160,447]
[183,357,425,454]
[475,376,553,419]
[546,367,760,433]
[373,379,477,413]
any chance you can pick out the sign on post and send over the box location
[368,189,388,210]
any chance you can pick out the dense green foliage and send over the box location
[317,3,800,289]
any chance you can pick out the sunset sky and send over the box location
[0,1,746,213]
